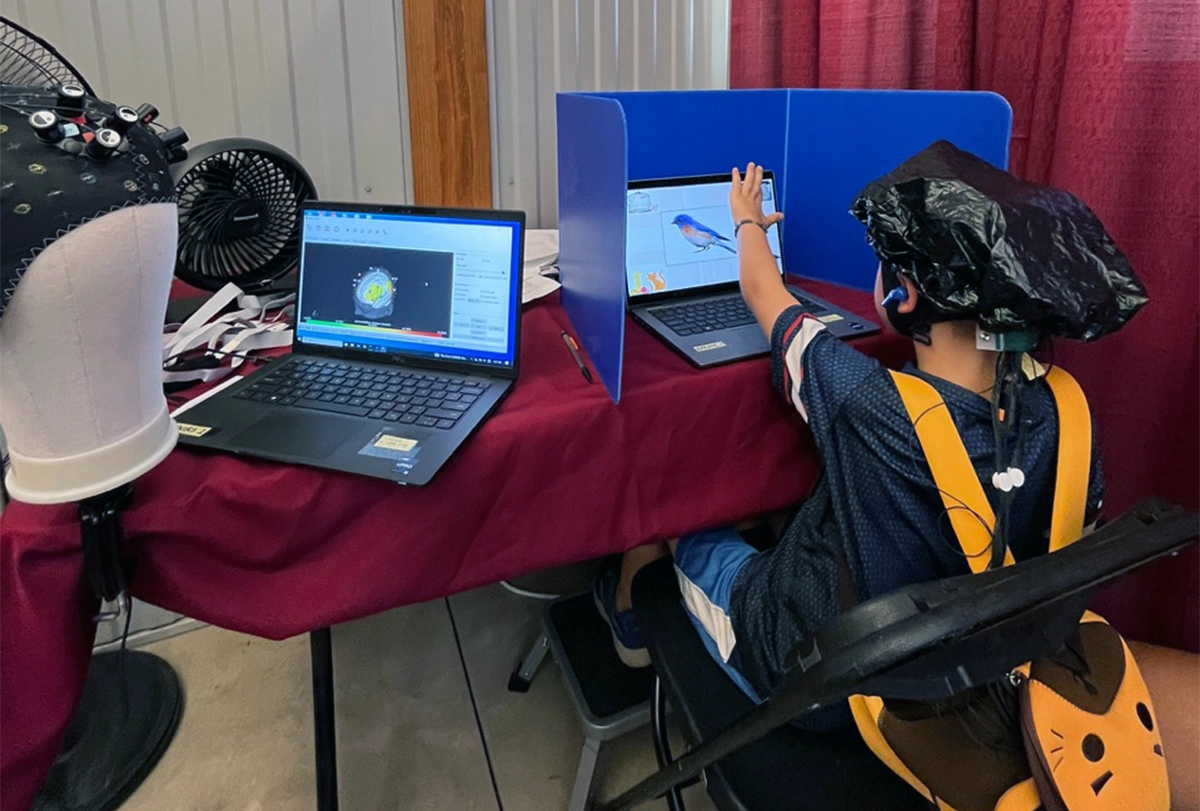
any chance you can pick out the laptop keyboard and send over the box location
[650,294,826,336]
[233,358,491,430]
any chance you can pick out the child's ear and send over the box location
[896,274,919,314]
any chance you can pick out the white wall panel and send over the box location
[11,0,414,205]
[487,0,731,227]
[13,2,726,226]
[226,0,300,157]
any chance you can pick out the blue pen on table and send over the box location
[561,331,594,384]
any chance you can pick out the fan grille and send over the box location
[175,148,314,292]
[0,17,94,92]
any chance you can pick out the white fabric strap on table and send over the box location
[163,282,295,385]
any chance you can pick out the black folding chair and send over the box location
[600,499,1199,811]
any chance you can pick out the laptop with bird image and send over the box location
[174,201,525,486]
[626,172,877,367]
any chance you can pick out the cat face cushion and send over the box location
[1022,620,1168,811]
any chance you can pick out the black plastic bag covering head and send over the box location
[851,140,1147,341]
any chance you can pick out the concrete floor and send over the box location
[120,583,718,811]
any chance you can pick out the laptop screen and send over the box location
[295,206,522,371]
[626,173,783,300]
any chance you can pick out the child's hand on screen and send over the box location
[730,163,784,231]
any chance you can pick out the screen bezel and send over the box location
[625,171,783,307]
[295,201,525,380]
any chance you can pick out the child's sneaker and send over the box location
[592,558,651,668]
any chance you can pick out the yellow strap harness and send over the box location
[850,363,1092,811]
[888,364,1091,569]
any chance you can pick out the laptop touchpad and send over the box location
[231,411,358,459]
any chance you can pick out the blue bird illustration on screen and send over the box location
[671,214,736,254]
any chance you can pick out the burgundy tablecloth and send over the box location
[0,281,909,809]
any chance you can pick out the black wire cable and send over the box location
[989,354,1008,567]
[207,348,276,363]
[118,598,133,720]
[0,453,9,508]
[162,348,276,372]
[904,399,1000,565]
[901,351,1043,569]
[895,353,1045,758]
[989,351,1030,569]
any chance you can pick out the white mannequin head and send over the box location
[0,205,179,503]
[0,85,180,504]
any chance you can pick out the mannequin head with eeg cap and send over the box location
[0,83,182,504]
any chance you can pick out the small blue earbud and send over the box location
[881,285,909,309]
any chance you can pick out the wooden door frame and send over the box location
[402,0,493,208]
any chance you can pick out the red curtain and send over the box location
[731,0,1199,651]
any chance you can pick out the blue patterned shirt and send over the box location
[727,306,1104,716]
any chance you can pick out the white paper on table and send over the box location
[521,228,561,303]
[523,229,559,268]
[522,270,561,304]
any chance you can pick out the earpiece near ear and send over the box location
[881,285,909,309]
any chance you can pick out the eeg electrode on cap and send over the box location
[0,81,187,317]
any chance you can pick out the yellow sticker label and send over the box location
[817,313,844,324]
[374,435,417,452]
[693,341,728,352]
[177,423,212,438]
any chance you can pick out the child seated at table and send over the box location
[594,144,1198,808]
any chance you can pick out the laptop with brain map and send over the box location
[175,201,525,485]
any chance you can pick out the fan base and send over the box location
[31,651,183,811]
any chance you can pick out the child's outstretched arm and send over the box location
[730,163,792,336]
[730,163,883,430]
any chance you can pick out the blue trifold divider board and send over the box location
[557,89,1013,402]
[556,94,629,403]
[606,89,791,186]
[778,90,1012,291]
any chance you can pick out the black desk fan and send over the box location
[164,138,317,382]
[172,137,318,296]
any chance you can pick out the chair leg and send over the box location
[568,736,602,811]
[508,633,550,692]
[652,677,686,811]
